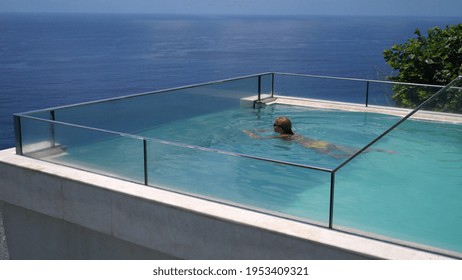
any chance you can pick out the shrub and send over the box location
[383,24,462,112]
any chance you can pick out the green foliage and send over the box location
[383,24,462,112]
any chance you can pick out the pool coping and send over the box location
[0,147,457,259]
[270,96,462,123]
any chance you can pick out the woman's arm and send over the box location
[243,129,262,138]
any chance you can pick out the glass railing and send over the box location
[13,73,462,257]
[333,76,462,256]
[50,74,271,134]
[272,72,445,108]
[18,115,146,183]
[146,138,332,226]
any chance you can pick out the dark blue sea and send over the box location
[1,13,461,149]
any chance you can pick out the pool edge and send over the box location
[0,148,456,260]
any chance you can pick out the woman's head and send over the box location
[273,116,294,135]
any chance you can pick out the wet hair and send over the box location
[276,116,294,135]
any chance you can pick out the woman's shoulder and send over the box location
[288,134,304,140]
[277,133,296,139]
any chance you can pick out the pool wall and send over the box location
[0,148,452,259]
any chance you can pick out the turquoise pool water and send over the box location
[50,104,462,255]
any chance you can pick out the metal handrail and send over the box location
[274,72,447,89]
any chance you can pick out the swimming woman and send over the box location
[244,116,357,158]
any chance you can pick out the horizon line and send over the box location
[1,11,461,18]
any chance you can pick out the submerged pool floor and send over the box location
[49,104,462,255]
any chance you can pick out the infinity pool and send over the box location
[46,103,462,255]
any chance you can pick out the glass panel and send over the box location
[367,82,445,108]
[366,82,395,107]
[274,74,367,104]
[146,138,332,226]
[51,75,261,134]
[20,116,54,154]
[24,110,53,119]
[421,82,462,114]
[198,75,260,100]
[334,119,462,255]
[387,84,443,110]
[259,73,274,99]
[21,117,145,184]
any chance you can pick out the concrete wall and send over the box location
[0,148,453,260]
[1,202,177,260]
[0,207,9,259]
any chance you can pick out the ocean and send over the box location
[0,13,461,149]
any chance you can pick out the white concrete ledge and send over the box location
[0,148,456,259]
[273,96,462,123]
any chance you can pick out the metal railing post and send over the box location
[271,73,275,97]
[50,110,56,147]
[365,81,370,107]
[143,139,148,185]
[329,171,336,229]
[13,115,23,155]
[258,75,262,101]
